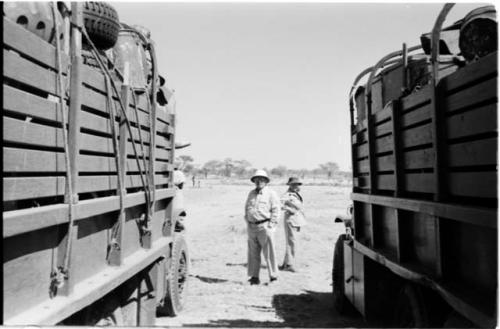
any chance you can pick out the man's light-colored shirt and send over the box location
[245,186,280,224]
[281,191,307,227]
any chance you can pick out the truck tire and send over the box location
[392,284,429,327]
[82,2,120,50]
[332,234,352,314]
[158,234,189,316]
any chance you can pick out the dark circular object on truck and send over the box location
[158,234,189,316]
[459,6,497,62]
[3,2,63,45]
[332,234,353,314]
[82,1,120,50]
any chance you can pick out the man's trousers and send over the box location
[247,223,278,279]
[282,221,299,268]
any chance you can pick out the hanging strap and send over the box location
[49,1,75,297]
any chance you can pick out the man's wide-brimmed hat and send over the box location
[287,177,303,185]
[251,169,270,183]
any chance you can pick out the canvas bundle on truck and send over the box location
[335,4,497,327]
[3,2,187,325]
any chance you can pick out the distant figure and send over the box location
[192,174,196,188]
[279,177,307,272]
[244,169,280,285]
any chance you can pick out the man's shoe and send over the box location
[278,264,287,271]
[249,277,260,285]
[270,276,278,283]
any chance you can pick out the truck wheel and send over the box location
[158,234,189,316]
[393,284,429,327]
[82,1,120,50]
[332,234,352,314]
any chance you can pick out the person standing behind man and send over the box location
[244,169,280,285]
[279,177,307,272]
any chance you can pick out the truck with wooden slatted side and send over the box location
[3,2,189,325]
[333,4,497,328]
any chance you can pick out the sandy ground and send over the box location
[156,182,370,327]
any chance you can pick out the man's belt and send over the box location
[250,219,270,225]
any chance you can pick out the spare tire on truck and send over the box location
[82,1,120,50]
[158,234,189,316]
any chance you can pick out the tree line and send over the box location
[176,155,351,180]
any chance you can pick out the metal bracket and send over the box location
[49,266,68,298]
[136,213,152,248]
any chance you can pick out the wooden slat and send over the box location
[356,159,369,173]
[4,116,63,148]
[354,175,370,188]
[81,65,149,116]
[3,49,63,95]
[3,17,70,70]
[440,52,497,93]
[79,110,171,148]
[355,151,395,174]
[355,142,368,159]
[374,135,393,154]
[373,103,392,124]
[401,123,433,148]
[444,77,497,114]
[377,174,395,190]
[446,103,497,140]
[405,173,435,193]
[448,138,497,168]
[401,103,432,128]
[404,148,435,169]
[3,175,170,201]
[3,148,172,173]
[353,130,368,144]
[401,84,431,110]
[351,192,497,229]
[355,135,394,158]
[377,154,395,172]
[3,188,175,238]
[81,86,172,135]
[448,172,497,199]
[3,117,171,160]
[374,120,392,137]
[4,85,63,121]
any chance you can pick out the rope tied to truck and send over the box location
[49,2,74,297]
[80,25,156,246]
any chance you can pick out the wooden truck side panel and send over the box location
[349,51,497,326]
[3,15,177,324]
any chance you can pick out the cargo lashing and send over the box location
[80,26,157,256]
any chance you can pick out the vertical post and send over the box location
[56,2,83,296]
[66,2,82,205]
[429,4,454,278]
[401,43,408,94]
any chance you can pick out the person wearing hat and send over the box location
[244,169,280,285]
[279,177,307,272]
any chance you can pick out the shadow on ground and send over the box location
[191,274,244,285]
[186,290,370,327]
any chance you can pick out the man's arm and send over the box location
[244,191,253,222]
[269,191,281,224]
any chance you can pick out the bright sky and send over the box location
[113,2,484,171]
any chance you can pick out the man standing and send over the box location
[244,169,280,285]
[279,177,307,272]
